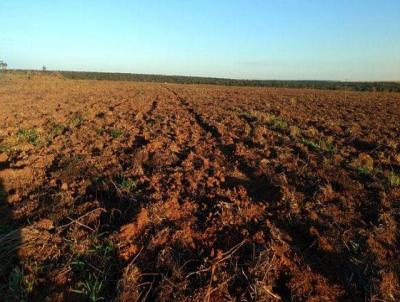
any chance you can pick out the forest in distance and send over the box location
[8,69,400,92]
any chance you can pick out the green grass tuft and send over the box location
[50,123,68,138]
[118,176,136,192]
[7,267,35,301]
[356,166,371,177]
[71,274,104,302]
[69,113,84,128]
[17,128,39,145]
[388,172,400,186]
[267,117,289,132]
[109,128,124,139]
[301,138,336,153]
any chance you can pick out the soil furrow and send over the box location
[1,74,398,301]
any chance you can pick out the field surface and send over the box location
[0,73,399,301]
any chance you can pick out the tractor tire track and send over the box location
[165,87,282,204]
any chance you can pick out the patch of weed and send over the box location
[0,143,9,153]
[0,142,19,158]
[351,153,374,177]
[116,175,136,192]
[44,123,69,145]
[17,128,39,145]
[8,267,34,301]
[356,166,371,177]
[301,138,320,151]
[388,172,400,186]
[239,111,255,121]
[70,259,86,271]
[49,123,68,138]
[301,138,336,153]
[69,113,84,128]
[322,141,336,153]
[109,128,124,139]
[267,117,289,132]
[71,274,104,302]
[96,128,105,135]
[89,239,114,258]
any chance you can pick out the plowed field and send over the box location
[0,72,399,301]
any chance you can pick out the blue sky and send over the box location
[1,0,399,80]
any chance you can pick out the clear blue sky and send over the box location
[1,0,399,81]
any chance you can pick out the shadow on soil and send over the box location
[0,170,23,300]
[124,219,270,301]
[275,215,374,301]
[0,153,135,301]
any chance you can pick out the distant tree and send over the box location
[42,65,47,72]
[0,60,7,71]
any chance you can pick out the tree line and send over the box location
[59,71,400,92]
[9,69,400,92]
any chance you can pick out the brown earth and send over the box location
[0,72,399,301]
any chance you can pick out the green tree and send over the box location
[0,60,7,71]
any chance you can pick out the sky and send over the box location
[0,0,399,81]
